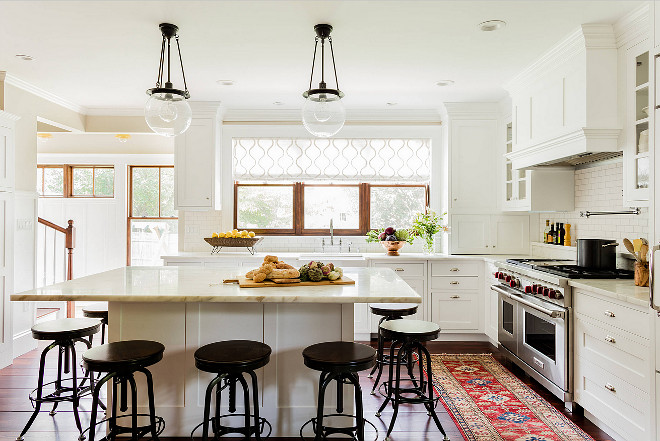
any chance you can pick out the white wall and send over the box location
[38,153,173,277]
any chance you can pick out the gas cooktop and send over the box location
[505,259,634,279]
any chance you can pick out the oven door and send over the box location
[494,285,518,354]
[517,301,568,392]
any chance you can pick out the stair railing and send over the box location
[37,218,75,317]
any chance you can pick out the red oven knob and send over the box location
[548,290,556,299]
[542,287,550,297]
[509,279,517,288]
[524,285,532,294]
[494,272,500,278]
[534,285,542,294]
[498,272,505,280]
[505,276,512,282]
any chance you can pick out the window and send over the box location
[37,165,114,198]
[233,137,431,235]
[128,166,177,265]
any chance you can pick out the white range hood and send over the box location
[505,25,621,170]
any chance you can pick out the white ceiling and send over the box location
[0,1,644,113]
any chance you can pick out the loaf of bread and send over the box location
[275,262,295,269]
[267,268,300,279]
[263,255,278,263]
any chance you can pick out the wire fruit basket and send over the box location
[204,237,262,255]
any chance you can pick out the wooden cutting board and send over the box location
[235,276,355,288]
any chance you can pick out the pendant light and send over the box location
[302,24,346,138]
[145,23,192,137]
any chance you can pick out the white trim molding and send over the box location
[613,3,650,49]
[223,108,443,124]
[3,73,86,115]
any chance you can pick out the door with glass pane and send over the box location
[127,166,178,265]
[503,120,529,210]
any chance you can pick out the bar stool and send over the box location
[17,318,101,441]
[368,303,419,395]
[301,341,376,441]
[82,340,165,441]
[375,319,449,441]
[192,340,272,441]
[83,303,108,345]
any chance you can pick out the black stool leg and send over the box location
[347,372,365,441]
[314,372,336,441]
[127,374,139,441]
[236,374,251,440]
[376,340,400,417]
[202,375,224,441]
[50,345,64,416]
[88,372,115,441]
[17,341,58,441]
[385,341,406,440]
[247,370,262,441]
[368,316,387,379]
[419,343,449,441]
[336,375,344,414]
[68,343,85,440]
[139,368,160,440]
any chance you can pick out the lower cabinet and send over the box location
[430,291,481,331]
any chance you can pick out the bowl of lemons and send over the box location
[204,230,261,254]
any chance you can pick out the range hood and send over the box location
[504,25,621,170]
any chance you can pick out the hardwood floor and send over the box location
[0,341,614,440]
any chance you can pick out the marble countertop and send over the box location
[11,267,422,304]
[569,279,649,308]
[161,252,528,262]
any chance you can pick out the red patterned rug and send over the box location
[427,354,593,441]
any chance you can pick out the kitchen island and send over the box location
[11,266,420,437]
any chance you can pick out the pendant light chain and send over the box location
[328,37,339,91]
[320,37,325,86]
[156,36,166,88]
[167,35,171,84]
[307,38,319,92]
[175,36,189,95]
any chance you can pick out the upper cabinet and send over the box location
[505,25,620,170]
[174,102,222,211]
[624,41,650,205]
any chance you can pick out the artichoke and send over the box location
[308,267,323,282]
[299,264,310,282]
[327,271,340,281]
[321,265,331,276]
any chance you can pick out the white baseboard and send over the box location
[13,329,36,358]
[434,333,491,342]
[583,410,629,441]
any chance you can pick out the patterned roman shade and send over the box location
[233,138,431,183]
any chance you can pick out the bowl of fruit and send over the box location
[365,226,412,256]
[204,230,261,253]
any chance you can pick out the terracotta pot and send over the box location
[381,241,405,256]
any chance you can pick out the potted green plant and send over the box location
[365,226,413,256]
[410,210,447,254]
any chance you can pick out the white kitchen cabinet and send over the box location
[450,214,529,255]
[429,260,483,334]
[174,102,221,211]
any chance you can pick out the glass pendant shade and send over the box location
[302,93,346,138]
[145,92,192,137]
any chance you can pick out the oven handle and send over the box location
[490,285,565,319]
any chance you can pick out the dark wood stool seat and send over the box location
[82,340,164,373]
[194,340,271,374]
[32,318,101,341]
[376,319,448,440]
[193,340,272,441]
[301,342,375,441]
[17,319,101,441]
[303,341,376,373]
[83,340,165,441]
[369,303,418,318]
[380,319,440,342]
[82,304,108,321]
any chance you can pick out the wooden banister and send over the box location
[38,218,76,317]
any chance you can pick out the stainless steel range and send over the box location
[491,259,634,407]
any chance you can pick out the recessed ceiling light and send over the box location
[15,54,34,61]
[386,102,398,106]
[435,80,455,87]
[273,101,285,106]
[478,20,506,32]
[216,79,235,86]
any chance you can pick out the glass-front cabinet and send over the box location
[625,42,650,205]
[503,120,529,210]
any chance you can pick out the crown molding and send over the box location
[504,24,616,94]
[85,107,144,117]
[3,73,86,114]
[442,102,499,120]
[613,3,650,49]
[223,108,443,123]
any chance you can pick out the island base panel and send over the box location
[108,302,355,437]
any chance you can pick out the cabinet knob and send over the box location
[604,310,615,318]
[604,383,616,393]
[605,336,616,344]
[450,281,459,285]
[450,295,460,299]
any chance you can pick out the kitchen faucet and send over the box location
[329,219,334,246]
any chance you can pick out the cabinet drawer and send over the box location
[575,317,649,391]
[431,276,479,291]
[575,357,648,441]
[431,291,480,331]
[431,261,480,276]
[573,290,649,338]
[373,262,425,278]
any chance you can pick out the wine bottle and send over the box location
[555,222,560,245]
[559,223,565,246]
[548,222,554,244]
[543,220,550,243]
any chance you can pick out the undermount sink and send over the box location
[297,253,365,260]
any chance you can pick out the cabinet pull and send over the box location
[449,268,459,272]
[604,383,616,393]
[394,268,404,272]
[450,295,460,299]
[450,281,459,285]
[604,310,616,318]
[605,336,616,344]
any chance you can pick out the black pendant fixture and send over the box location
[301,24,346,138]
[145,23,192,137]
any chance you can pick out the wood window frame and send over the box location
[234,182,429,236]
[127,165,178,265]
[37,164,115,198]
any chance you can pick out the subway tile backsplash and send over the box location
[536,161,649,246]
